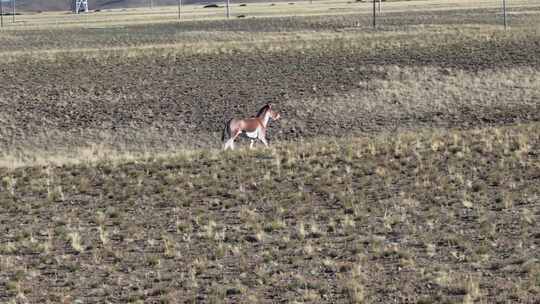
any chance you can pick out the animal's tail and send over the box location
[222,119,232,142]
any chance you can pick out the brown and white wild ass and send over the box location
[222,103,281,150]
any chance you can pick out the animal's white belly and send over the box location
[245,129,259,139]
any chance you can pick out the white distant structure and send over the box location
[74,0,89,13]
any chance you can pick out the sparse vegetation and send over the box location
[1,0,539,303]
[1,123,539,302]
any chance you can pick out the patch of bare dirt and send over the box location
[1,38,539,152]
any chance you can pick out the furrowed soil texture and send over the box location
[0,124,539,303]
[1,39,540,153]
[0,4,540,304]
[1,9,540,156]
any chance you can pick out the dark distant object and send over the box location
[237,14,246,18]
[239,3,246,6]
[356,0,363,2]
[94,9,101,12]
[203,4,220,8]
[502,0,507,29]
[288,2,295,5]
[270,3,275,5]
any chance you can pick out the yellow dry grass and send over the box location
[2,0,538,30]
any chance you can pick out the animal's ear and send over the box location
[267,103,272,108]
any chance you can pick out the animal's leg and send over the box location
[228,138,237,150]
[224,139,233,150]
[229,130,242,150]
[259,128,269,147]
[250,140,255,149]
[223,138,230,150]
[261,137,268,147]
[224,129,240,150]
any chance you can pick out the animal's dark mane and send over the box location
[256,104,270,118]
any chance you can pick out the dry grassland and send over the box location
[1,124,539,303]
[2,0,539,30]
[0,1,539,303]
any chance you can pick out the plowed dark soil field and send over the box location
[0,3,539,304]
[1,31,539,152]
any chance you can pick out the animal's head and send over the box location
[267,103,281,120]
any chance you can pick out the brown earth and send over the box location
[3,7,540,52]
[0,124,539,303]
[0,8,539,304]
[1,34,539,152]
